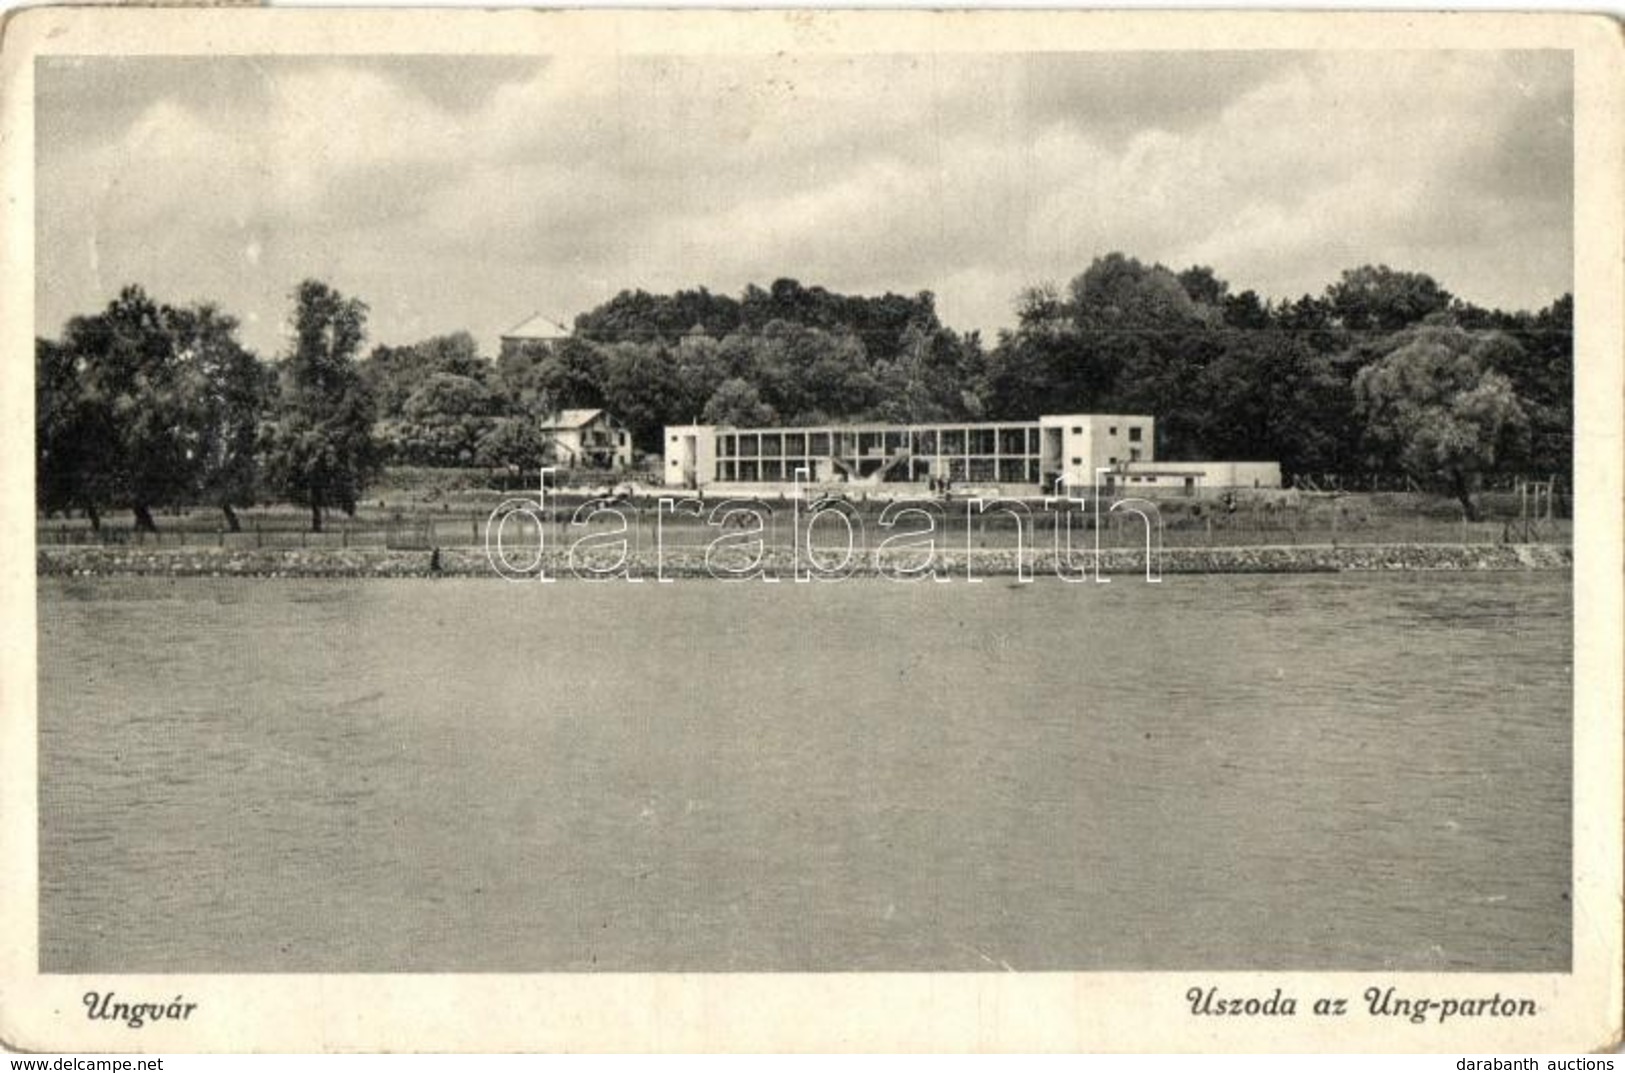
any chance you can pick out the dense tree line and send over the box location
[35,258,1572,529]
[982,256,1567,516]
[38,281,380,533]
[496,280,974,450]
[37,288,275,533]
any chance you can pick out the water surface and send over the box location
[39,572,1571,972]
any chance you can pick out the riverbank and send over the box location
[37,542,1571,579]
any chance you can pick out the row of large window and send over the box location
[716,457,1044,483]
[715,426,1046,460]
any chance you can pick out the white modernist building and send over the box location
[663,413,1279,495]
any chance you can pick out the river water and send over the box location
[38,572,1571,972]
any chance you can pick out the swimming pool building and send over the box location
[662,415,1282,495]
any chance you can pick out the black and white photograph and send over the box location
[2,7,1620,1054]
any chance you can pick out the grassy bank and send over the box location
[36,471,1572,554]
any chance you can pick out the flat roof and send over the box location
[703,415,1154,435]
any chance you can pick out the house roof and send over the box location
[502,312,571,341]
[540,408,609,430]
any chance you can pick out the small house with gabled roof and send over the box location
[541,408,634,471]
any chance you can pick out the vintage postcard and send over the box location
[0,7,1620,1053]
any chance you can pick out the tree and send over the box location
[362,331,488,421]
[166,303,272,531]
[1523,293,1573,481]
[1276,293,1346,354]
[1069,253,1202,330]
[494,340,557,417]
[476,417,550,480]
[1191,328,1357,476]
[668,335,730,426]
[260,281,381,532]
[35,338,118,529]
[703,378,776,427]
[51,287,201,532]
[1221,290,1272,331]
[1326,265,1453,333]
[880,323,987,423]
[1477,294,1572,481]
[733,278,938,363]
[1352,325,1529,519]
[40,290,272,532]
[524,337,607,412]
[601,341,680,452]
[770,322,879,421]
[390,372,506,466]
[986,254,1214,424]
[575,286,742,343]
[1177,264,1230,311]
[985,317,1079,420]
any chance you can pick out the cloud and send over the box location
[35,50,1573,357]
[1017,52,1305,147]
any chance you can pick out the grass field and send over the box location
[37,468,1571,552]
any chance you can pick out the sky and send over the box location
[35,50,1572,358]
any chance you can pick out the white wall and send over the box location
[1041,414,1155,487]
[663,424,717,488]
[1121,460,1283,490]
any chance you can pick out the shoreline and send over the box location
[37,542,1571,579]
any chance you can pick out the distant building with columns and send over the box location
[499,312,572,361]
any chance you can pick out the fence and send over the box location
[38,521,481,551]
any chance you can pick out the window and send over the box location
[1071,457,1083,465]
[1130,447,1142,462]
[1129,426,1143,442]
[1108,457,1118,466]
[670,435,679,443]
[1109,426,1118,436]
[1071,426,1082,434]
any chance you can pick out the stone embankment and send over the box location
[38,542,1570,579]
